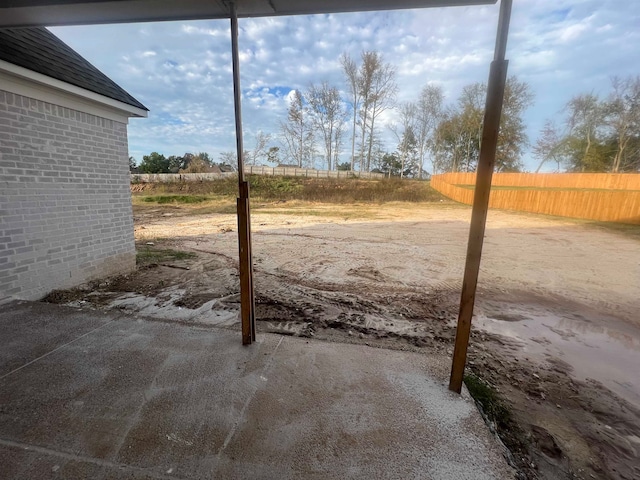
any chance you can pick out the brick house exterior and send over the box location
[0,28,147,301]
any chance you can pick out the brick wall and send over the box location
[0,90,135,301]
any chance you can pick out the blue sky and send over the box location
[50,0,640,172]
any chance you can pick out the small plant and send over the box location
[464,373,512,429]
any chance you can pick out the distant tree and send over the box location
[139,152,170,173]
[266,146,280,165]
[128,156,136,169]
[179,157,211,173]
[496,77,535,172]
[533,120,567,172]
[280,90,315,167]
[167,155,182,173]
[306,81,347,170]
[336,162,351,171]
[389,102,418,178]
[340,53,362,171]
[416,84,445,177]
[563,93,608,171]
[218,151,242,171]
[379,152,402,177]
[196,152,213,165]
[431,77,533,173]
[358,51,397,172]
[246,131,272,166]
[397,126,419,178]
[606,75,640,172]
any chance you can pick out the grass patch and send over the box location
[136,247,196,265]
[464,373,512,430]
[141,195,209,204]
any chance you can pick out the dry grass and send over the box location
[132,176,447,205]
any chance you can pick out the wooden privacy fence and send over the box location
[131,167,384,183]
[431,173,640,225]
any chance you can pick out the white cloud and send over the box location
[48,0,640,170]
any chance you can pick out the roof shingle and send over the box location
[0,27,147,111]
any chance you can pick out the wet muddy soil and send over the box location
[46,203,640,479]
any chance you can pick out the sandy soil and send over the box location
[51,202,640,479]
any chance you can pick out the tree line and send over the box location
[132,50,639,176]
[131,151,236,174]
[276,51,535,177]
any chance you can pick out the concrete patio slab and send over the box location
[0,301,514,479]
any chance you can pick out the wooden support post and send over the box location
[449,0,512,393]
[230,1,255,345]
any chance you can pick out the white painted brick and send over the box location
[0,90,136,300]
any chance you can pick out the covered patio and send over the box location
[0,300,513,478]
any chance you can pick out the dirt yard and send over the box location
[49,200,640,480]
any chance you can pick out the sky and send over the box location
[50,0,640,172]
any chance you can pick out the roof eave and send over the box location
[0,0,497,27]
[0,59,148,118]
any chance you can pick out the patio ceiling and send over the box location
[0,0,496,27]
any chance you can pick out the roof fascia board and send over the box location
[0,59,148,119]
[0,0,496,27]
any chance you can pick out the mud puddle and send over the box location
[476,300,640,410]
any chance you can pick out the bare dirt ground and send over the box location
[49,201,640,479]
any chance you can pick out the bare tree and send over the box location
[533,120,566,172]
[340,53,361,171]
[360,51,397,172]
[306,82,347,170]
[244,131,272,166]
[218,151,240,171]
[416,84,444,178]
[388,102,417,178]
[607,75,640,172]
[280,90,314,167]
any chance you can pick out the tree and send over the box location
[336,162,351,171]
[340,53,362,171]
[431,77,533,173]
[606,76,640,172]
[128,156,137,171]
[218,151,239,171]
[433,109,471,173]
[179,157,208,173]
[245,131,272,166]
[416,84,445,177]
[389,101,418,178]
[533,120,567,172]
[564,93,607,171]
[280,90,315,167]
[266,146,280,165]
[359,51,397,172]
[139,152,170,173]
[398,127,419,178]
[378,152,403,177]
[496,77,535,172]
[306,81,347,170]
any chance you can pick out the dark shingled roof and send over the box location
[0,27,147,111]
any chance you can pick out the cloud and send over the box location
[49,0,640,171]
